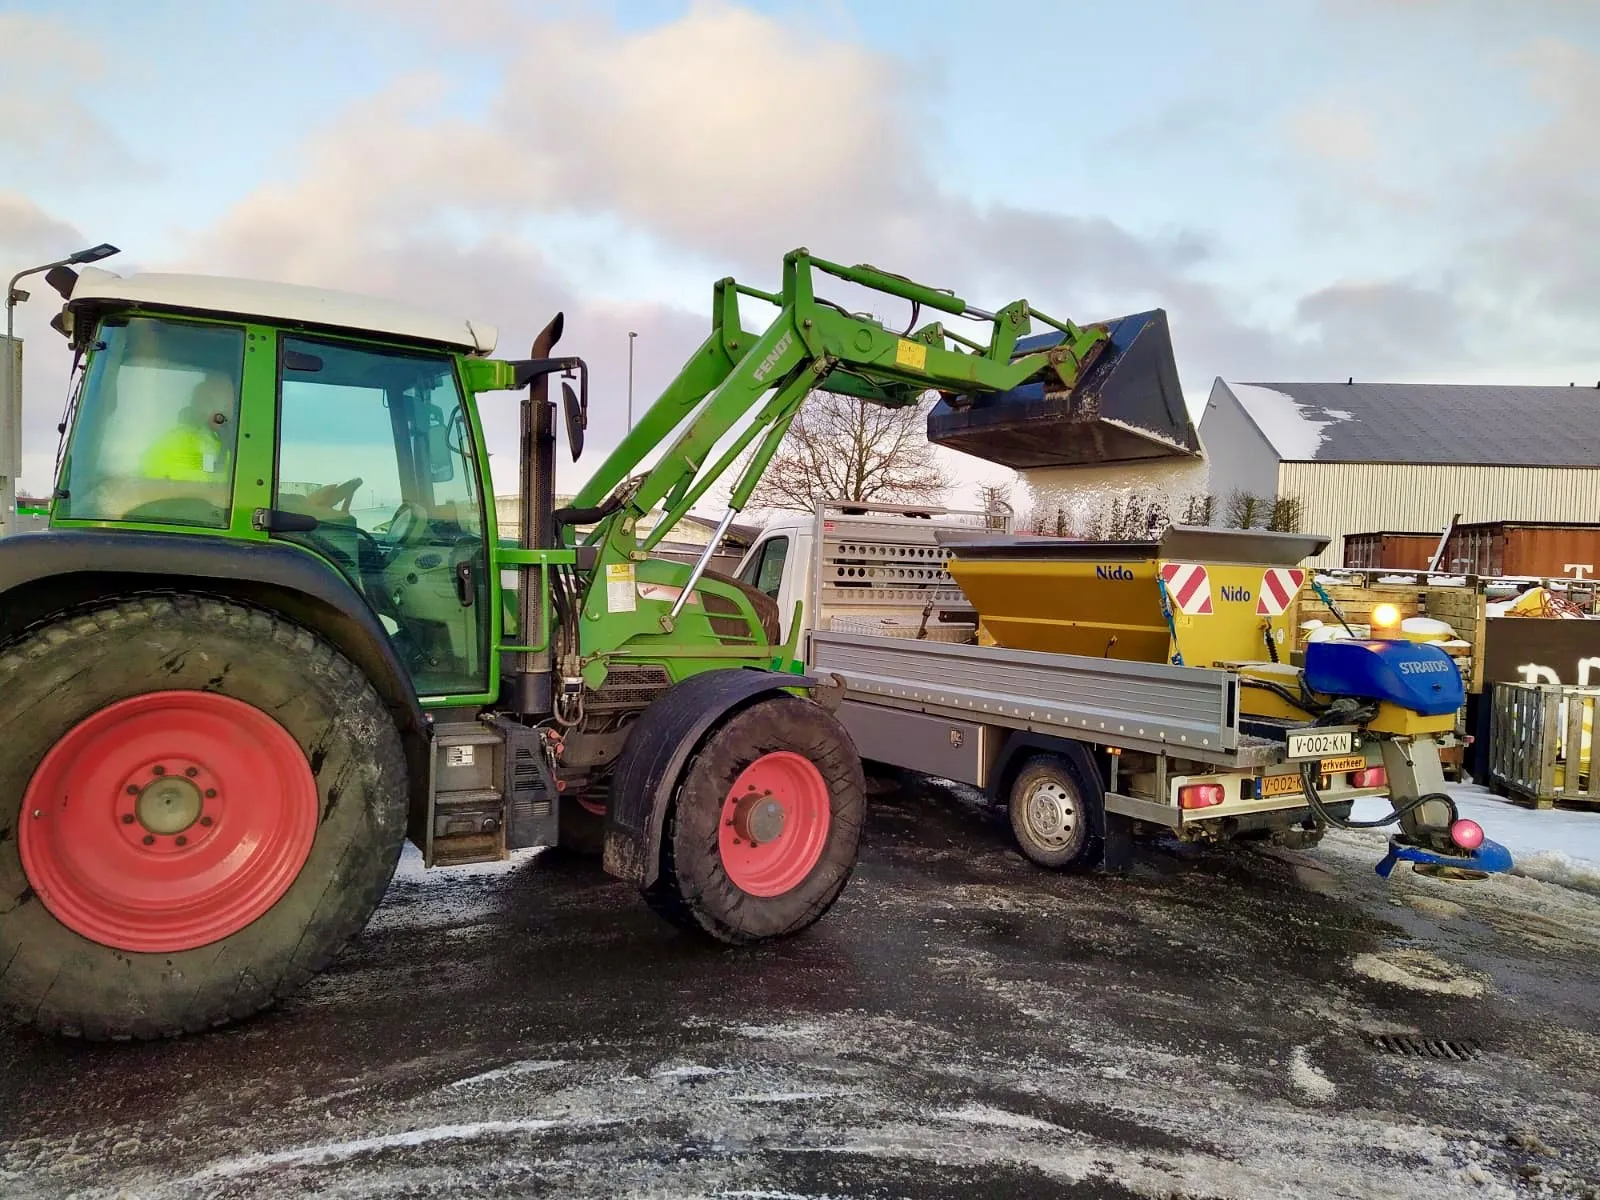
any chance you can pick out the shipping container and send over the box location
[1278,462,1600,568]
[1342,531,1441,570]
[1441,521,1600,579]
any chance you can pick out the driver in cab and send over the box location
[142,373,239,484]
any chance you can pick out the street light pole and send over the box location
[3,242,120,537]
[627,330,637,431]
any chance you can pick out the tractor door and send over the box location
[272,335,493,697]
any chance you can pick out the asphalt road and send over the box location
[3,780,1600,1199]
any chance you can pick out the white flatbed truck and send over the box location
[730,501,1503,876]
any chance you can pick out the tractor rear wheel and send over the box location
[645,695,864,944]
[0,595,408,1040]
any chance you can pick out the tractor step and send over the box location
[425,719,559,866]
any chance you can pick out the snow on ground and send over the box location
[1350,783,1600,894]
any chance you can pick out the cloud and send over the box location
[1293,281,1469,377]
[170,0,1257,505]
[34,0,1590,505]
[1472,38,1600,324]
[0,14,142,182]
[489,3,914,261]
[0,193,84,261]
[1286,99,1381,165]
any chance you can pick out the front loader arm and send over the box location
[560,247,1125,670]
[572,248,1110,558]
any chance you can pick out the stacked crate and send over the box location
[1288,580,1485,780]
[1287,581,1485,692]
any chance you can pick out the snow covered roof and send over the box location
[1217,380,1600,467]
[67,267,498,354]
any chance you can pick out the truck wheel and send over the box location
[1007,754,1104,871]
[646,695,864,944]
[0,595,408,1040]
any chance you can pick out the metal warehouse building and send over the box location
[1197,379,1600,568]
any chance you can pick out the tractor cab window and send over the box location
[274,336,490,697]
[56,316,245,528]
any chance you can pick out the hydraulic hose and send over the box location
[1241,677,1315,715]
[1299,761,1452,831]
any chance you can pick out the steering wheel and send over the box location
[385,501,431,547]
[306,476,363,515]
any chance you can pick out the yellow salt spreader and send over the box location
[737,497,1513,878]
[920,524,1511,878]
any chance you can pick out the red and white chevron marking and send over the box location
[1159,562,1213,615]
[1257,568,1306,615]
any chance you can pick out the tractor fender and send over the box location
[0,529,429,761]
[603,666,824,886]
[987,731,1107,840]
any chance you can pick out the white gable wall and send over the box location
[1196,379,1280,506]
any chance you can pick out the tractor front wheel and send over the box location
[646,695,864,944]
[0,595,409,1040]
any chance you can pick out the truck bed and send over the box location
[810,630,1280,768]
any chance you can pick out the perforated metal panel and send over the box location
[816,513,981,611]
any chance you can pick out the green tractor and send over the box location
[0,246,1178,1039]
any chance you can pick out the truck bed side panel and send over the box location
[812,631,1238,758]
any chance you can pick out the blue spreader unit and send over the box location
[1303,639,1465,716]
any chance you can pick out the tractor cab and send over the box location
[50,269,503,696]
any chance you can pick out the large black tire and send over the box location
[0,595,409,1040]
[645,695,864,944]
[1007,754,1105,871]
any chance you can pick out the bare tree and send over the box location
[978,482,1013,530]
[1181,493,1216,526]
[1225,490,1265,530]
[747,390,952,512]
[1267,494,1304,533]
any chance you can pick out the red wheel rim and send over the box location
[18,690,319,953]
[717,751,831,897]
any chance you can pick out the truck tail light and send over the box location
[1350,767,1387,789]
[1179,783,1226,810]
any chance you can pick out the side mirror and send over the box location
[424,404,456,482]
[562,379,585,461]
[427,423,455,482]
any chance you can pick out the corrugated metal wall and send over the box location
[1278,463,1600,568]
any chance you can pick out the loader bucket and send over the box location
[926,308,1198,469]
[936,525,1330,668]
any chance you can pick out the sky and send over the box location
[3,0,1597,505]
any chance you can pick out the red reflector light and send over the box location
[1351,767,1387,788]
[1180,783,1226,810]
[1450,818,1485,851]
